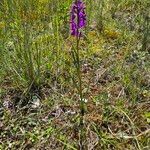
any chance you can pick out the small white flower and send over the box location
[31,96,40,108]
[66,110,76,115]
[80,98,88,103]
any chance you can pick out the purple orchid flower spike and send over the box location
[70,0,86,37]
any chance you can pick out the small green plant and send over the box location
[98,0,105,32]
[141,7,150,52]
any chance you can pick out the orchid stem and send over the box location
[76,2,84,150]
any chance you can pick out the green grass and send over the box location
[0,0,150,149]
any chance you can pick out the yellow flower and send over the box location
[88,31,97,37]
[0,22,5,29]
[142,90,150,98]
[104,28,120,39]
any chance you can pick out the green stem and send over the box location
[75,1,85,149]
[76,33,84,150]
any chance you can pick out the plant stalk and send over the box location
[75,0,85,149]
